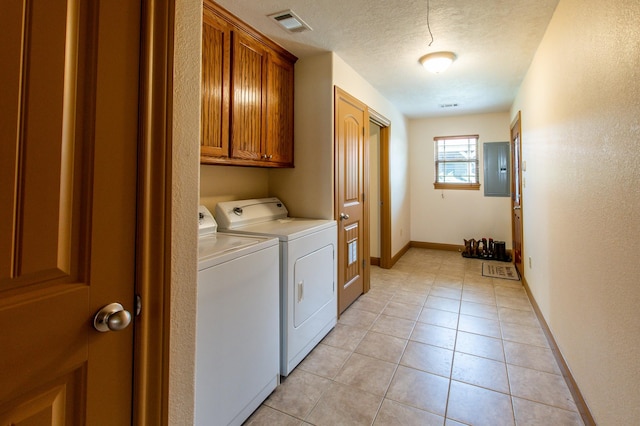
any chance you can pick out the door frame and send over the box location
[510,111,524,277]
[133,1,174,424]
[368,109,392,269]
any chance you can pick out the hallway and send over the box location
[245,248,584,425]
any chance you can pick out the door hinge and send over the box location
[362,259,366,269]
[362,192,365,202]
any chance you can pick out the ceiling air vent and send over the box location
[268,10,312,33]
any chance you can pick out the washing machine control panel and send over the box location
[199,206,218,236]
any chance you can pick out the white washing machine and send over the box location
[196,206,280,426]
[215,198,337,376]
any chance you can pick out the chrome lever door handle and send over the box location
[339,212,350,220]
[93,303,132,332]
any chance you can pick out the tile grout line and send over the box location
[441,286,462,425]
[495,277,518,425]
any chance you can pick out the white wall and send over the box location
[200,165,269,214]
[409,113,512,247]
[511,0,640,423]
[170,0,201,424]
[269,53,334,219]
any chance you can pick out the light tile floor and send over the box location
[244,248,584,426]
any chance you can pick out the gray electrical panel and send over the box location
[483,142,510,197]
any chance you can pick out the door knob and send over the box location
[93,302,132,332]
[340,212,350,220]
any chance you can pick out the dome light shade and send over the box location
[419,51,456,74]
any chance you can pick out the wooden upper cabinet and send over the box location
[230,31,267,162]
[266,53,295,165]
[201,1,297,167]
[201,10,231,158]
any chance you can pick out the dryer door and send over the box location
[293,244,335,327]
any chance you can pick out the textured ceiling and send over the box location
[214,0,559,118]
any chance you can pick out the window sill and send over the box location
[433,183,481,190]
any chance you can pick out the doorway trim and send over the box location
[368,109,392,269]
[133,1,174,424]
[510,111,524,277]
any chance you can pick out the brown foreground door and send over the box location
[0,0,140,423]
[335,87,370,314]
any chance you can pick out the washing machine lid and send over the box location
[198,233,277,270]
[215,197,287,230]
[223,218,336,241]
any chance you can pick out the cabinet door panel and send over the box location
[201,10,230,158]
[266,54,294,166]
[231,32,266,161]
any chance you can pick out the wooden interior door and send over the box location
[0,0,140,423]
[510,112,524,276]
[335,87,370,314]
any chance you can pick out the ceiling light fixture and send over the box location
[419,51,457,74]
[420,1,456,74]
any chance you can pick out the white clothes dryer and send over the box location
[215,198,337,376]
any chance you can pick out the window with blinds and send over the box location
[434,135,480,190]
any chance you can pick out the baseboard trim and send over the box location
[370,257,380,266]
[521,275,596,426]
[390,242,411,267]
[410,241,464,252]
